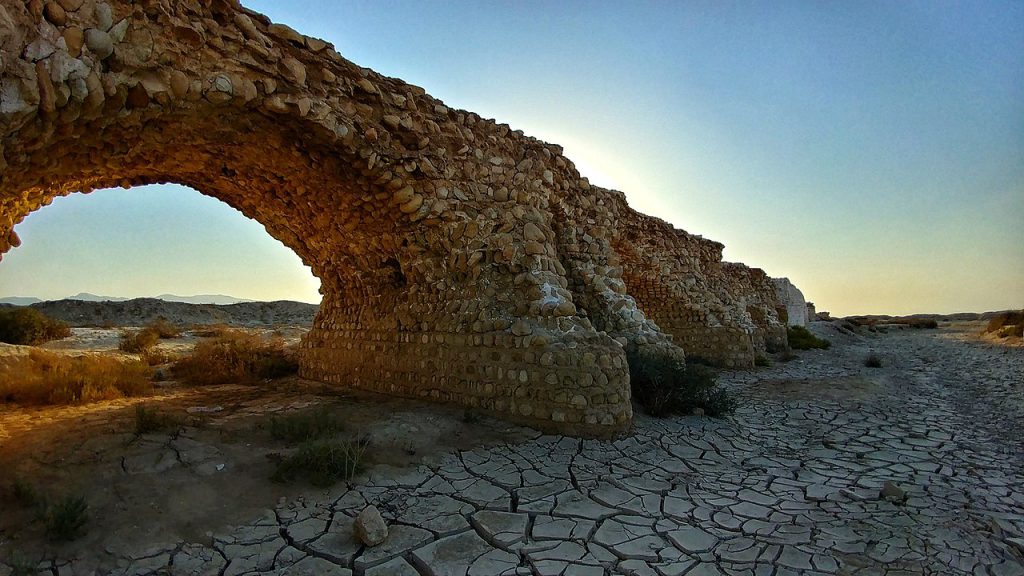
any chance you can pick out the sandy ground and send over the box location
[0,321,1021,575]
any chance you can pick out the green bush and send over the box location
[787,326,831,350]
[754,355,771,367]
[0,308,71,345]
[173,329,298,385]
[269,407,343,443]
[45,495,88,542]
[271,437,367,487]
[628,347,737,417]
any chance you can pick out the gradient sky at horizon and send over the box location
[1,1,1021,314]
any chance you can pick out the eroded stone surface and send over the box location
[0,0,788,434]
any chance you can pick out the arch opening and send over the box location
[0,183,322,304]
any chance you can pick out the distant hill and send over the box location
[23,298,318,327]
[0,296,42,306]
[842,311,1018,322]
[59,292,255,305]
[154,294,255,305]
[66,292,131,302]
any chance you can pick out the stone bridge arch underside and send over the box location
[0,0,787,436]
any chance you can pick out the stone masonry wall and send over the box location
[0,0,786,435]
[772,277,809,327]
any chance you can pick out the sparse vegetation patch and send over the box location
[628,348,737,418]
[118,327,160,353]
[865,353,883,368]
[173,329,298,385]
[985,310,1024,338]
[269,406,344,443]
[6,479,90,543]
[787,326,831,350]
[11,478,43,509]
[134,405,179,435]
[0,350,151,406]
[0,308,71,346]
[119,319,183,354]
[271,437,367,487]
[6,552,39,576]
[44,495,89,542]
[147,318,183,339]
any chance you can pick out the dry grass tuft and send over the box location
[173,329,298,385]
[119,319,184,354]
[147,318,183,339]
[118,328,161,353]
[985,310,1024,337]
[0,350,152,406]
[271,436,368,487]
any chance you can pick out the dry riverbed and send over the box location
[1,321,1022,575]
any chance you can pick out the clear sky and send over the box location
[1,1,1021,314]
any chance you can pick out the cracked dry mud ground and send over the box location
[3,322,1024,576]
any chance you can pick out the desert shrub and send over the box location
[628,347,737,417]
[269,407,343,443]
[909,319,938,329]
[754,355,771,367]
[173,329,298,385]
[865,353,882,368]
[118,327,161,353]
[271,437,367,487]
[986,311,1024,334]
[147,318,182,339]
[0,308,71,346]
[10,478,43,510]
[0,350,151,406]
[787,326,831,350]
[134,405,179,435]
[45,495,88,542]
[190,324,232,338]
[141,347,175,366]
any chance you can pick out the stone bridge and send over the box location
[0,0,787,435]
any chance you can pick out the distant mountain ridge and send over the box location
[0,296,42,306]
[155,294,256,305]
[5,297,319,328]
[1,293,260,305]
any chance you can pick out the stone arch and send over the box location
[1,0,639,435]
[1,0,788,435]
